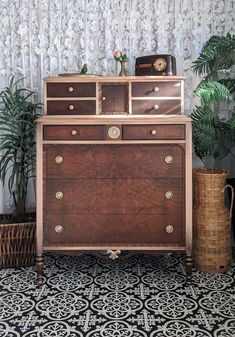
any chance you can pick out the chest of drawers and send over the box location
[36,76,192,285]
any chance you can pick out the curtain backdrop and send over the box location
[0,0,234,212]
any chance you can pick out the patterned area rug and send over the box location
[0,252,235,337]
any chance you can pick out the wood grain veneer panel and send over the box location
[47,100,96,115]
[47,82,96,97]
[45,178,183,214]
[132,99,182,115]
[44,213,184,245]
[101,84,128,113]
[45,144,184,178]
[123,124,185,140]
[132,81,181,97]
[43,125,105,140]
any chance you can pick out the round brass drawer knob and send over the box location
[153,86,159,92]
[165,224,174,233]
[102,96,106,101]
[153,104,159,110]
[68,104,74,110]
[108,126,121,139]
[165,191,173,199]
[71,129,77,136]
[164,155,173,164]
[55,191,63,199]
[68,86,74,92]
[55,156,64,164]
[55,224,63,233]
[150,129,157,135]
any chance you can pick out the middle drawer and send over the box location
[43,125,105,140]
[45,178,183,214]
[123,124,185,140]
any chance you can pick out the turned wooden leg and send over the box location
[186,255,193,283]
[36,255,44,286]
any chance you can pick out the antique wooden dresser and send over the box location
[36,76,192,285]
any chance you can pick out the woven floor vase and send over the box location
[193,168,232,273]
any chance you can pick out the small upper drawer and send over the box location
[47,100,96,115]
[132,99,182,115]
[132,81,181,97]
[47,82,96,97]
[122,124,185,140]
[43,125,105,140]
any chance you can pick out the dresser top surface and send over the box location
[44,75,185,83]
[36,115,191,124]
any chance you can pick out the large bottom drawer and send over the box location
[44,213,184,245]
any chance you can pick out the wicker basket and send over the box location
[193,168,232,273]
[0,214,36,268]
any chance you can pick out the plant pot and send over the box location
[193,168,232,273]
[0,213,36,268]
[226,177,235,243]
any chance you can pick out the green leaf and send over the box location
[193,80,232,104]
[191,34,235,162]
[0,75,42,217]
[192,33,235,75]
[190,106,235,160]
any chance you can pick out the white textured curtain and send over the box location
[0,0,234,212]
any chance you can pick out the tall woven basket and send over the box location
[193,168,233,273]
[0,215,36,268]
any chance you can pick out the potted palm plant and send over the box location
[0,76,42,267]
[191,33,235,162]
[190,33,235,273]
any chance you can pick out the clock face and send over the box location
[153,58,167,72]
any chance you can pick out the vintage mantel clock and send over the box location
[135,54,176,76]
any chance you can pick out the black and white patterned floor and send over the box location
[0,252,235,337]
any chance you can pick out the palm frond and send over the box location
[190,106,235,160]
[191,34,235,162]
[219,79,235,93]
[193,80,232,104]
[192,52,213,74]
[193,33,235,75]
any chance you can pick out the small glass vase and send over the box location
[119,61,127,76]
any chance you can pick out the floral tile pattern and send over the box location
[0,252,234,336]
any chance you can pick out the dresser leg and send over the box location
[36,255,44,286]
[186,255,193,283]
